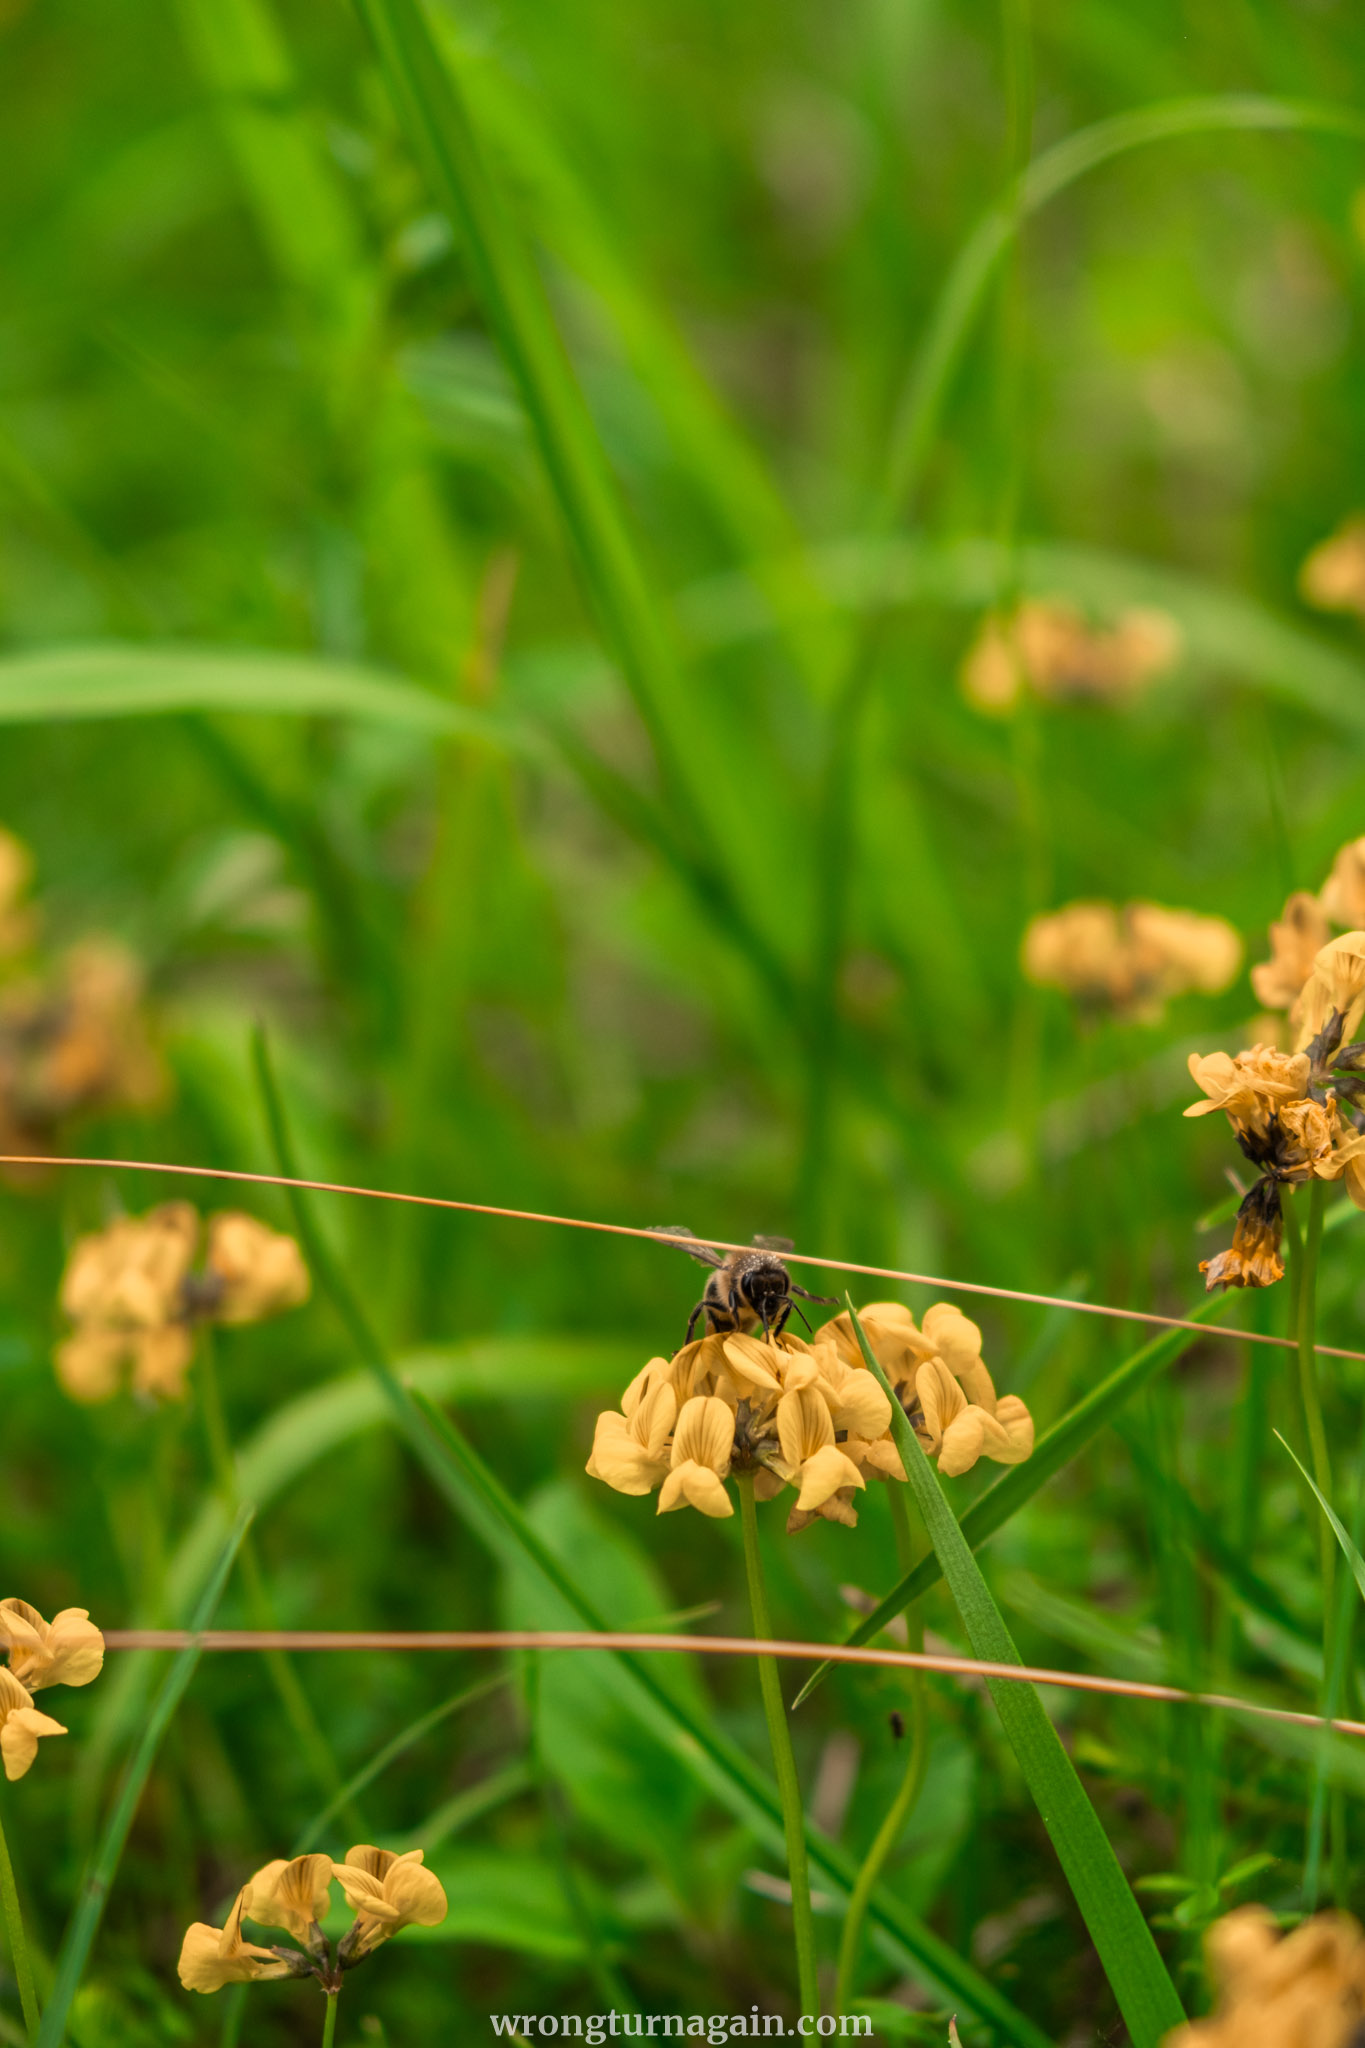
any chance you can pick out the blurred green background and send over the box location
[5,0,1365,2040]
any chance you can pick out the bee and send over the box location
[651,1227,838,1344]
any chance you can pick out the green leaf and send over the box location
[793,1297,1229,1708]
[845,1304,1186,2046]
[502,1481,704,1868]
[1276,1431,1365,1604]
[35,1509,253,2048]
[0,642,519,743]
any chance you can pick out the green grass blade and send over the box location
[34,1507,252,2048]
[352,0,695,817]
[292,1674,509,1854]
[1277,1432,1365,1605]
[880,95,1365,526]
[845,1306,1185,2045]
[793,1298,1228,1708]
[0,643,520,742]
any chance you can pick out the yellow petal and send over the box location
[385,1859,448,1931]
[794,1444,865,1511]
[206,1213,310,1325]
[1296,931,1365,1050]
[920,1303,984,1378]
[670,1395,734,1476]
[817,1361,891,1440]
[53,1330,128,1403]
[914,1357,966,1453]
[0,1705,67,1781]
[720,1335,783,1394]
[777,1386,834,1469]
[657,1463,733,1518]
[246,1853,333,1939]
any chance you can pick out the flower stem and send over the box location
[321,1990,339,2047]
[833,1489,929,2020]
[737,1477,818,2020]
[1295,1180,1333,1613]
[0,1797,40,2039]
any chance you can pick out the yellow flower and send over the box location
[1294,931,1365,1052]
[1321,837,1365,929]
[960,600,1181,715]
[776,1385,864,1530]
[1252,891,1332,1011]
[0,1666,67,1781]
[1300,516,1365,619]
[54,1203,309,1405]
[657,1396,735,1518]
[1023,900,1239,1021]
[0,1599,104,1691]
[244,1854,335,1943]
[585,1379,677,1496]
[912,1359,1035,1476]
[178,1887,293,1994]
[333,1846,448,1957]
[1184,1045,1312,1128]
[1162,1903,1365,2047]
[204,1213,311,1324]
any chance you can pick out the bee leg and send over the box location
[791,1283,840,1307]
[790,1301,815,1335]
[685,1298,708,1343]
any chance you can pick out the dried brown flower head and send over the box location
[1023,901,1241,1021]
[961,599,1182,714]
[1301,517,1365,620]
[55,1203,309,1403]
[1164,1904,1365,2048]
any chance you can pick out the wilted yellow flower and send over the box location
[1200,1179,1287,1292]
[1321,838,1365,929]
[1023,900,1240,1021]
[333,1846,448,1958]
[1184,1045,1312,1129]
[54,1203,309,1404]
[1301,517,1365,620]
[178,1888,293,1994]
[0,1666,66,1782]
[0,1599,104,1691]
[961,600,1182,714]
[1252,891,1332,1012]
[1163,1903,1365,2048]
[245,1854,335,1943]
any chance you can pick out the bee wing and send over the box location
[750,1234,795,1254]
[648,1225,726,1270]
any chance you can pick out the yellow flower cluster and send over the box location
[961,598,1182,715]
[0,826,164,1173]
[1165,1904,1365,2048]
[587,1302,1033,1531]
[1186,935,1365,1288]
[0,1597,104,1781]
[1251,834,1365,1021]
[178,1846,448,1995]
[56,1202,310,1402]
[1022,900,1242,1023]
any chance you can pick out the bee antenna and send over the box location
[792,1301,814,1335]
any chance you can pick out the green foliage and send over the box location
[4,0,1365,2037]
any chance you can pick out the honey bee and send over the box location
[651,1227,838,1344]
